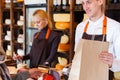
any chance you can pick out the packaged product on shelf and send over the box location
[60,34,69,44]
[53,13,70,22]
[17,34,24,43]
[55,22,70,30]
[17,20,24,26]
[5,19,11,25]
[17,49,24,56]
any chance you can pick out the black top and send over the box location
[23,26,61,68]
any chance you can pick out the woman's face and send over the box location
[33,15,48,30]
[81,0,103,20]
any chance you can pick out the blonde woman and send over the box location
[14,9,61,68]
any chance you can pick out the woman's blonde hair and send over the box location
[33,9,52,29]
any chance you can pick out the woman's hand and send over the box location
[98,51,113,68]
[28,68,42,79]
[13,54,23,60]
[17,68,28,73]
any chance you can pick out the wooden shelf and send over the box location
[0,0,25,57]
[47,0,75,63]
[52,4,84,12]
[106,3,120,10]
[3,8,10,11]
[25,4,47,8]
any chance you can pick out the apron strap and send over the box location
[34,28,51,39]
[84,21,89,33]
[34,32,40,39]
[102,16,107,41]
[83,16,107,41]
[102,16,107,35]
[45,28,51,39]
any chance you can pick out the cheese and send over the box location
[53,14,70,22]
[58,44,70,52]
[55,22,70,30]
[7,31,11,36]
[6,50,11,56]
[55,64,65,70]
[83,13,88,21]
[5,19,11,25]
[7,45,11,51]
[5,35,11,41]
[20,16,24,21]
[17,37,24,43]
[17,20,24,26]
[17,34,24,43]
[114,72,120,79]
[7,66,17,74]
[58,57,68,66]
[60,34,69,44]
[17,0,23,2]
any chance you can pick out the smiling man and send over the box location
[74,0,120,80]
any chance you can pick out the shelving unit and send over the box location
[0,0,24,61]
[106,3,120,10]
[47,0,76,63]
[47,0,120,64]
[0,0,120,67]
[106,2,120,22]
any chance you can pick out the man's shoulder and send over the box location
[107,17,120,25]
[49,30,62,40]
[107,17,120,31]
[76,20,88,30]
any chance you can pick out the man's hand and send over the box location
[98,51,113,68]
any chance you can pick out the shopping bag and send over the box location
[68,39,109,80]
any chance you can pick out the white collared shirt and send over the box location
[75,15,120,72]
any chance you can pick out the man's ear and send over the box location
[98,0,104,5]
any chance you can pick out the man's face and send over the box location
[81,0,103,20]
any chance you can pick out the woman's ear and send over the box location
[45,19,48,25]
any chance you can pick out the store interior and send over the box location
[0,0,120,80]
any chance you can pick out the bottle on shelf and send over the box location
[53,0,58,11]
[68,0,70,5]
[56,0,62,12]
[62,0,67,11]
[75,0,82,10]
[53,0,70,12]
[110,0,119,3]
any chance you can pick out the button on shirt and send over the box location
[75,15,120,72]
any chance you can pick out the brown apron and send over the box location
[29,28,51,68]
[82,16,113,80]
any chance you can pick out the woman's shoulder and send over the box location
[50,30,62,38]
